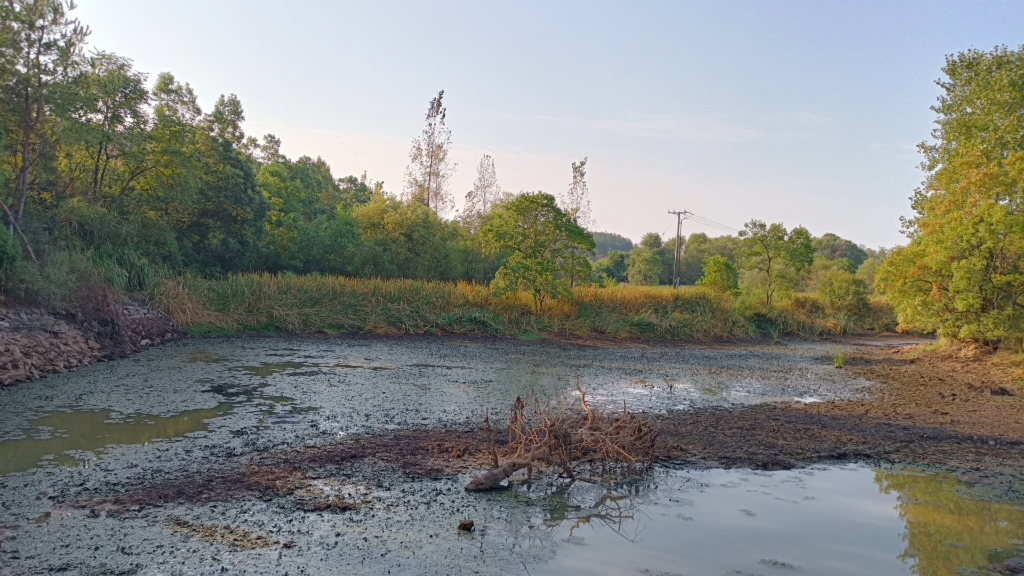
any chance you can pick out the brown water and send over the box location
[0,404,233,475]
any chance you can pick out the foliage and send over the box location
[593,250,629,283]
[592,231,634,258]
[813,233,868,268]
[855,257,883,294]
[481,192,594,310]
[878,46,1024,344]
[696,255,739,295]
[814,267,868,332]
[677,233,741,285]
[0,230,20,286]
[626,247,662,285]
[736,220,814,306]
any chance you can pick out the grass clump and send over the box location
[832,346,848,368]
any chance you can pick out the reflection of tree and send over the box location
[488,478,652,565]
[875,471,1024,576]
[542,480,648,543]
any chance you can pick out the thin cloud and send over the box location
[538,112,766,142]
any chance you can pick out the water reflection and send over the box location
[524,467,1024,576]
[876,470,1024,576]
[0,404,233,475]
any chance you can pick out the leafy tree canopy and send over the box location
[480,192,594,309]
[736,220,814,306]
[879,46,1024,343]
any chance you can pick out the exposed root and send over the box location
[466,386,659,492]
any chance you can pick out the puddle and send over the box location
[524,467,1024,576]
[0,404,233,475]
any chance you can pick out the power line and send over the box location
[687,213,739,233]
[667,209,741,289]
[667,210,692,288]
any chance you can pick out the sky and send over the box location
[75,1,1024,248]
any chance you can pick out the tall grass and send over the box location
[154,274,749,339]
[154,273,898,340]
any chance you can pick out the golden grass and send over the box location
[154,273,748,340]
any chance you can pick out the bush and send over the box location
[0,230,22,287]
[814,268,868,319]
[696,255,739,295]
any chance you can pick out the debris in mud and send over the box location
[457,520,475,532]
[294,486,357,513]
[168,519,281,549]
[0,524,19,543]
[466,387,659,492]
[758,558,798,569]
[993,557,1024,575]
[85,429,491,512]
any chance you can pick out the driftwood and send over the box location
[465,386,659,492]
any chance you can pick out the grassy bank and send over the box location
[154,273,896,340]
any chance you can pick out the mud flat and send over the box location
[1,335,1022,575]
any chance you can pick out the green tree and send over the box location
[3,0,88,223]
[736,220,814,306]
[351,194,460,281]
[678,233,741,285]
[592,231,633,258]
[878,46,1024,343]
[855,257,883,294]
[627,247,662,285]
[593,250,629,282]
[480,192,594,310]
[814,267,868,320]
[813,233,868,268]
[696,255,739,295]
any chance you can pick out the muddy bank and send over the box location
[654,344,1024,500]
[0,303,180,387]
[3,335,1024,575]
[76,344,1024,514]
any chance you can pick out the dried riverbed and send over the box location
[1,335,1023,575]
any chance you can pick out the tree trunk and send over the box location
[465,447,551,492]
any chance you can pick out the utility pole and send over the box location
[668,210,692,289]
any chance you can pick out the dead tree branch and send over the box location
[466,386,659,492]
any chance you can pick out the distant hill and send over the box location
[592,231,635,258]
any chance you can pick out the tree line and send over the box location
[10,2,1020,347]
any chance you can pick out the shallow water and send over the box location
[0,404,233,475]
[0,336,1020,574]
[526,466,1024,576]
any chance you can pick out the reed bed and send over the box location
[154,273,749,340]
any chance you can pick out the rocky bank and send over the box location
[0,303,181,387]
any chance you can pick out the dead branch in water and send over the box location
[465,385,659,492]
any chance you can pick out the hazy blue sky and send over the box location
[76,1,1023,247]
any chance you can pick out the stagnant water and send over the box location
[0,336,1021,575]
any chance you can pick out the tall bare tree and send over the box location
[404,90,455,215]
[560,156,592,229]
[4,0,89,222]
[462,153,500,228]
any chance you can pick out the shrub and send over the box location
[696,255,739,295]
[0,230,22,287]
